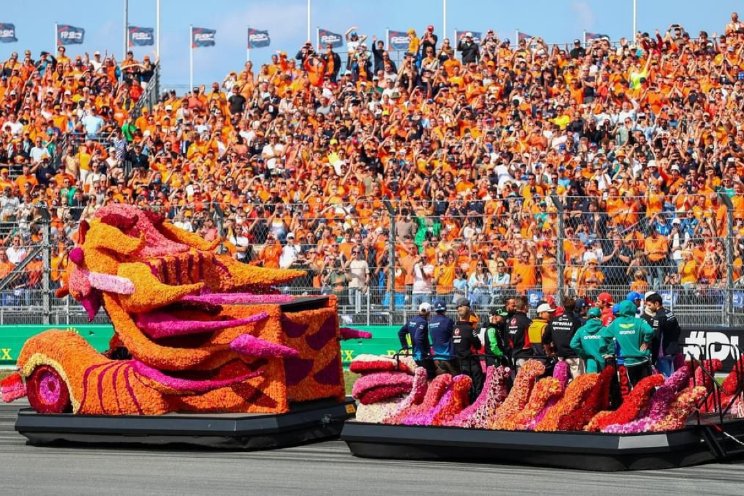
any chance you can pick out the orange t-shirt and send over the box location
[644,235,668,262]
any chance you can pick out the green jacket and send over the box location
[600,300,654,366]
[570,318,605,373]
[485,326,504,358]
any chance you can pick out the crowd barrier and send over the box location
[0,324,740,372]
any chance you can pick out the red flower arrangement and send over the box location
[490,360,544,430]
[431,375,473,426]
[603,366,691,434]
[586,374,664,432]
[558,366,614,431]
[721,356,743,396]
[689,359,722,413]
[534,373,599,432]
[446,366,510,428]
[352,372,414,405]
[349,354,414,375]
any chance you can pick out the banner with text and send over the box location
[387,30,410,51]
[247,28,270,49]
[318,28,343,48]
[0,23,17,43]
[192,27,216,48]
[128,26,154,47]
[57,24,85,46]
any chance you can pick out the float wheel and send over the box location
[26,365,72,414]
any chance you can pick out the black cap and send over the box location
[490,307,509,317]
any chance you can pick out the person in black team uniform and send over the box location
[429,299,458,375]
[542,297,584,378]
[398,302,436,377]
[482,307,509,367]
[507,296,532,369]
[642,292,682,378]
[453,297,484,399]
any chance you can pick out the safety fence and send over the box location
[0,193,740,327]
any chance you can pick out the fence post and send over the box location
[37,205,52,325]
[550,193,565,305]
[382,198,396,324]
[718,193,734,327]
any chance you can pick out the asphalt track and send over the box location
[0,403,742,496]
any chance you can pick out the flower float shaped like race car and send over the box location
[1,205,363,415]
[349,354,716,433]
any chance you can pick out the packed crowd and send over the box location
[1,14,744,309]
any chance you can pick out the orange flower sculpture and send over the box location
[2,205,348,415]
[534,373,599,432]
[498,376,564,431]
[490,360,544,430]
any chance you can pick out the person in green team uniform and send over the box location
[570,307,606,373]
[482,307,508,367]
[599,300,655,386]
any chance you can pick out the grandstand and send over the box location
[0,17,744,327]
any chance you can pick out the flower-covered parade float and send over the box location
[342,354,744,471]
[0,205,361,449]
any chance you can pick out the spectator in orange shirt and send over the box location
[644,229,669,290]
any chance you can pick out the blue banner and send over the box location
[318,28,343,48]
[0,23,17,43]
[57,24,85,46]
[128,26,154,47]
[247,28,270,49]
[387,30,409,51]
[455,30,482,45]
[192,27,216,48]
[585,32,610,42]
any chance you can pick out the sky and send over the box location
[1,0,742,90]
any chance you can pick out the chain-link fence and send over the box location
[1,195,742,327]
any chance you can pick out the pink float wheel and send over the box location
[26,365,72,414]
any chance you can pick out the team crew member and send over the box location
[429,299,458,375]
[600,300,655,387]
[597,292,615,326]
[626,291,643,317]
[398,302,435,377]
[453,298,484,398]
[643,292,682,377]
[570,308,606,373]
[506,296,533,368]
[482,307,508,367]
[528,302,555,361]
[543,297,584,378]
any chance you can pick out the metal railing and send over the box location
[0,195,740,327]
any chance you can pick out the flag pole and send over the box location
[189,25,194,91]
[316,27,319,52]
[583,30,587,47]
[246,27,251,63]
[54,22,57,51]
[515,29,519,44]
[307,0,311,42]
[124,0,129,59]
[385,28,389,51]
[442,0,447,41]
[156,0,161,60]
[632,0,637,45]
